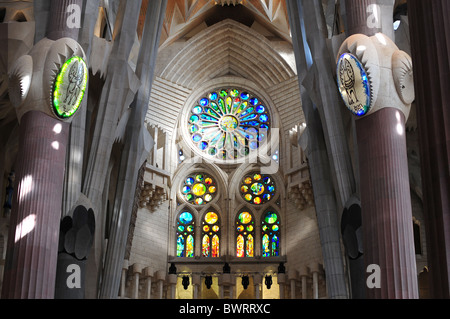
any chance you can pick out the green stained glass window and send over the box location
[188,88,270,161]
[261,210,280,257]
[236,210,255,257]
[202,211,220,258]
[181,173,217,205]
[240,173,276,205]
[52,56,88,120]
[176,211,195,257]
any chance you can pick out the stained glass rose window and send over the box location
[240,173,276,205]
[181,173,217,205]
[188,88,270,161]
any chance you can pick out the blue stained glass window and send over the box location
[261,210,280,257]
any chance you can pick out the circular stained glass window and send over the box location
[187,88,270,161]
[182,173,217,205]
[240,173,276,205]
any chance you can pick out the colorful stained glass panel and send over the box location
[188,88,270,161]
[240,173,276,205]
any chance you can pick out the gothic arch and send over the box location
[160,19,295,90]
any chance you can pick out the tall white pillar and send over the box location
[155,270,166,299]
[168,273,177,299]
[143,267,154,299]
[120,260,129,298]
[132,263,143,299]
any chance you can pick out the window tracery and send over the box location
[187,88,270,161]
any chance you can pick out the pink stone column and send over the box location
[356,108,418,298]
[2,111,69,299]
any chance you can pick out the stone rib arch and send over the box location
[160,19,295,90]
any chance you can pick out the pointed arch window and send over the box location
[262,210,280,257]
[202,211,220,258]
[176,211,195,257]
[236,210,255,257]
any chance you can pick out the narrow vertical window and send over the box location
[202,211,220,257]
[236,210,255,257]
[176,211,195,257]
[262,210,280,257]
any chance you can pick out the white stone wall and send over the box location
[128,201,170,273]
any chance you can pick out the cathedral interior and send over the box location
[0,0,448,300]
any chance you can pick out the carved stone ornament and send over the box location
[336,33,414,120]
[8,37,88,123]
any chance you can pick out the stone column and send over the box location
[286,0,350,299]
[2,15,87,296]
[168,273,177,299]
[143,267,154,299]
[310,264,320,299]
[132,263,142,299]
[192,274,201,299]
[408,0,450,299]
[155,270,166,299]
[46,0,83,41]
[344,0,395,39]
[120,260,129,298]
[299,266,308,299]
[98,0,168,299]
[2,112,69,299]
[337,29,418,297]
[254,274,262,299]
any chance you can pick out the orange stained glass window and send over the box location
[202,211,220,257]
[236,210,255,257]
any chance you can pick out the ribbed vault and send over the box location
[159,19,296,90]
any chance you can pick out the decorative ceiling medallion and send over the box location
[52,56,88,120]
[337,53,372,117]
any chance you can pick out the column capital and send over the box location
[132,263,143,275]
[336,33,414,120]
[8,37,87,124]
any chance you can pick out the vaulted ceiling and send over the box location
[138,0,292,47]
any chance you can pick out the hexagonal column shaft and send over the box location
[2,111,69,299]
[356,108,418,298]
